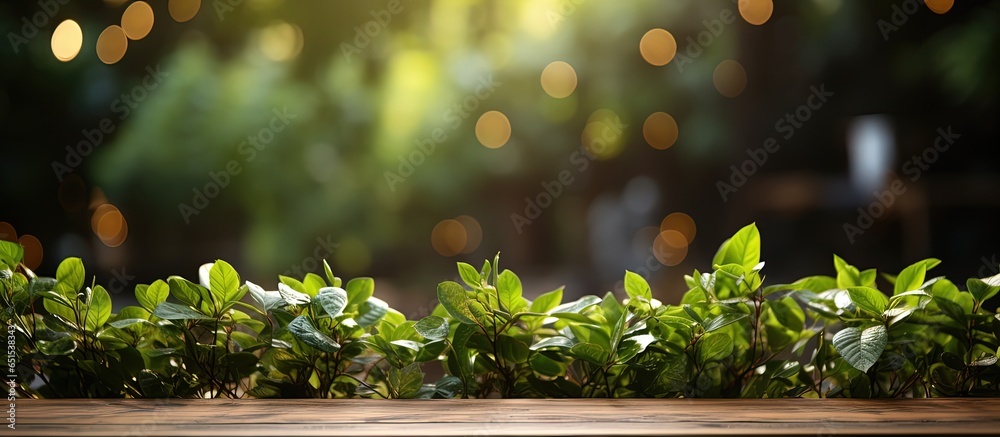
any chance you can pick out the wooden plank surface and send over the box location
[9,398,1000,436]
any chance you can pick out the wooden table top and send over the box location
[9,398,1000,436]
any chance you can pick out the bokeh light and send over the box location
[259,21,304,62]
[475,111,512,149]
[642,112,679,150]
[122,1,154,40]
[739,0,774,25]
[51,20,83,62]
[639,28,677,66]
[660,212,697,245]
[713,59,747,98]
[926,0,954,14]
[431,219,467,257]
[18,235,43,271]
[653,229,688,266]
[168,0,201,23]
[96,25,128,65]
[0,222,16,242]
[91,204,128,247]
[540,61,578,99]
[455,215,482,254]
[582,109,627,160]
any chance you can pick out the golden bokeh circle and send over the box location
[260,21,304,61]
[639,28,677,66]
[96,25,128,65]
[18,235,43,271]
[925,0,954,14]
[642,112,679,150]
[738,0,774,26]
[168,0,201,23]
[91,204,129,247]
[122,1,154,40]
[455,215,483,254]
[431,219,468,257]
[653,229,689,267]
[660,212,697,245]
[475,111,512,149]
[713,59,748,98]
[540,61,578,99]
[0,222,17,243]
[51,20,83,62]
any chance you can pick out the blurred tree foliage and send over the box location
[1,0,998,303]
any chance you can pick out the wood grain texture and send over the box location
[10,398,1000,436]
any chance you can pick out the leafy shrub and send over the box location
[2,223,998,398]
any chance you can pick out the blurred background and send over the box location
[2,0,998,313]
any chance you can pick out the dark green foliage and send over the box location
[2,224,998,399]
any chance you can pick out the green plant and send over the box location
[2,223,998,399]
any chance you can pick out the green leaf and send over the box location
[457,262,482,289]
[833,255,876,289]
[414,316,449,340]
[323,260,340,287]
[893,259,939,295]
[718,223,761,272]
[529,287,564,314]
[968,278,1000,305]
[302,273,327,297]
[697,332,734,364]
[941,352,966,370]
[388,363,424,399]
[970,355,998,367]
[278,283,310,305]
[551,295,602,315]
[345,277,375,308]
[357,297,389,327]
[615,334,655,363]
[0,240,24,269]
[209,260,241,305]
[702,312,748,332]
[313,287,348,318]
[624,270,652,301]
[436,281,477,324]
[288,316,340,353]
[765,275,836,296]
[832,324,887,372]
[37,337,77,356]
[152,302,212,320]
[569,342,609,365]
[529,353,565,377]
[246,281,285,311]
[846,287,888,316]
[220,352,259,377]
[84,285,112,331]
[54,257,85,298]
[529,336,574,351]
[168,276,208,309]
[497,269,525,313]
[42,291,78,326]
[497,334,529,364]
[136,280,169,313]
